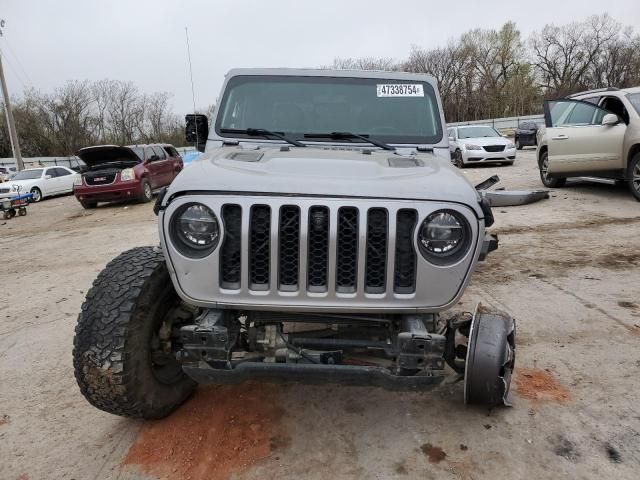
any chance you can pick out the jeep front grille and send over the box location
[220,204,242,289]
[220,203,418,295]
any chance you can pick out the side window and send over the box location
[600,96,629,124]
[54,167,71,177]
[547,100,607,127]
[45,168,57,178]
[152,146,167,160]
[145,147,156,161]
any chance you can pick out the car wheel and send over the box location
[140,179,153,203]
[628,152,640,202]
[504,161,515,166]
[453,149,465,169]
[539,151,566,188]
[80,200,97,209]
[30,187,42,202]
[73,247,196,418]
[515,138,522,150]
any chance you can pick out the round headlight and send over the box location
[171,203,219,256]
[418,210,470,264]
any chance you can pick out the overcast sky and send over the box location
[1,0,639,115]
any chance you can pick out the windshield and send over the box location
[12,169,43,180]
[216,75,443,145]
[627,93,640,116]
[457,126,500,139]
[130,147,145,161]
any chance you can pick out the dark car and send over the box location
[514,121,542,149]
[74,144,183,209]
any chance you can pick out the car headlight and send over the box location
[506,142,515,149]
[464,144,482,150]
[120,168,135,181]
[171,203,220,257]
[74,175,83,186]
[418,210,471,265]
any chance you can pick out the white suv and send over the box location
[537,86,640,201]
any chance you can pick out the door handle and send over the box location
[551,135,569,140]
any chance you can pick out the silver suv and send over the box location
[73,69,516,419]
[537,86,640,200]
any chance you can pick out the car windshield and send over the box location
[457,126,500,139]
[12,169,43,180]
[627,93,640,116]
[216,75,443,145]
[130,147,145,161]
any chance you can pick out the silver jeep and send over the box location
[73,69,516,419]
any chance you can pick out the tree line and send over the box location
[0,79,212,158]
[333,14,640,123]
[2,13,639,158]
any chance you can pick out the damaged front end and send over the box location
[175,305,515,406]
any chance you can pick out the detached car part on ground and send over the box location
[73,69,516,419]
[537,86,640,201]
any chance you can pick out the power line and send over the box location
[1,35,33,87]
[0,46,28,91]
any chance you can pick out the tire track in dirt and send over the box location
[121,384,288,480]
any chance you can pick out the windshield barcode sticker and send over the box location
[377,84,424,97]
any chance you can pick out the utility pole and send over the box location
[0,19,24,170]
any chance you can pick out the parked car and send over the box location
[447,125,516,168]
[514,121,543,149]
[74,144,183,209]
[0,166,79,202]
[73,68,516,420]
[537,86,640,201]
[0,166,17,182]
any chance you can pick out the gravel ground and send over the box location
[1,148,639,480]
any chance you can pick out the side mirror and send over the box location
[148,155,159,162]
[185,114,209,153]
[602,113,620,126]
[45,175,52,180]
[448,136,455,141]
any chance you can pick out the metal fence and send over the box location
[447,114,544,130]
[0,147,197,170]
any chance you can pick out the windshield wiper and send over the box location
[303,132,395,151]
[220,128,306,148]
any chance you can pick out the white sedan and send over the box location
[0,166,80,202]
[447,125,517,168]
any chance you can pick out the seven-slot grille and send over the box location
[218,203,418,295]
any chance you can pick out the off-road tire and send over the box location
[73,246,196,419]
[140,179,153,203]
[80,200,97,209]
[539,150,566,188]
[627,152,640,202]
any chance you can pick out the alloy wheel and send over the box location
[633,162,640,193]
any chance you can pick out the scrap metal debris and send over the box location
[475,174,549,206]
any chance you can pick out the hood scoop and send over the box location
[226,151,264,162]
[387,157,424,168]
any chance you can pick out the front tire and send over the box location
[539,150,566,188]
[627,153,640,202]
[515,138,522,150]
[73,247,196,419]
[80,200,97,209]
[140,178,153,203]
[30,187,42,202]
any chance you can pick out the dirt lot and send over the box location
[1,148,639,480]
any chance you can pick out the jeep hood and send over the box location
[77,145,140,170]
[167,146,483,214]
